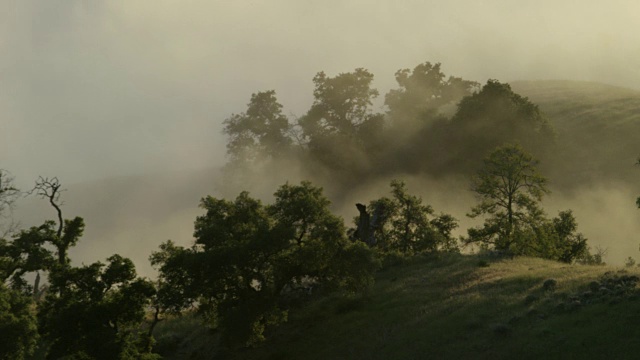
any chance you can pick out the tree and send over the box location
[30,177,84,267]
[0,176,159,358]
[549,210,589,263]
[1,177,84,296]
[152,181,378,346]
[355,180,458,254]
[0,283,38,360]
[38,255,157,360]
[447,80,555,171]
[512,210,590,262]
[223,90,292,164]
[298,69,385,178]
[0,224,54,294]
[300,69,381,138]
[466,144,549,252]
[385,61,478,128]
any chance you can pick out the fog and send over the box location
[4,0,640,186]
[3,1,640,274]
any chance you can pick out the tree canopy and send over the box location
[355,180,458,254]
[466,144,591,262]
[448,80,555,170]
[0,176,159,359]
[223,90,292,164]
[296,69,385,180]
[385,61,478,127]
[466,144,549,251]
[39,255,156,360]
[152,181,378,346]
[0,283,38,360]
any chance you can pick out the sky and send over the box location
[2,0,640,188]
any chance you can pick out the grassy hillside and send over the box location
[511,80,640,188]
[154,254,640,359]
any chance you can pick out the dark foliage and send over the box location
[152,181,379,346]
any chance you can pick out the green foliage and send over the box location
[450,80,555,169]
[0,283,38,360]
[300,69,381,138]
[1,219,86,297]
[152,181,379,346]
[362,180,459,255]
[38,255,156,360]
[550,210,589,263]
[223,90,292,164]
[220,63,559,189]
[466,146,594,263]
[1,177,86,295]
[385,61,478,128]
[298,68,385,177]
[0,226,54,292]
[467,144,549,252]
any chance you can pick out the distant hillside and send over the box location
[11,80,640,278]
[154,254,640,359]
[511,80,640,188]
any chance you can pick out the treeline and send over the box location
[1,145,608,358]
[222,62,555,196]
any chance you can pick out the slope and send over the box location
[154,254,640,360]
[511,80,640,189]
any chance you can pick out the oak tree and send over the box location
[466,144,549,251]
[152,181,378,346]
[223,90,292,164]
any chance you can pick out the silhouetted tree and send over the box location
[447,80,555,171]
[298,69,385,179]
[31,177,84,267]
[223,90,292,164]
[0,176,159,359]
[466,145,593,262]
[152,181,378,346]
[550,210,589,263]
[356,180,458,254]
[385,61,478,128]
[466,144,549,251]
[38,255,157,360]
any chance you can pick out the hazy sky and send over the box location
[2,0,640,187]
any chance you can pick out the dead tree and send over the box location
[355,203,381,247]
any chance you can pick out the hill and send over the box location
[12,80,640,274]
[511,80,640,188]
[154,254,640,359]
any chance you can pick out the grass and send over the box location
[155,253,640,359]
[511,80,640,188]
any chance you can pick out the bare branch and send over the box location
[30,176,66,238]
